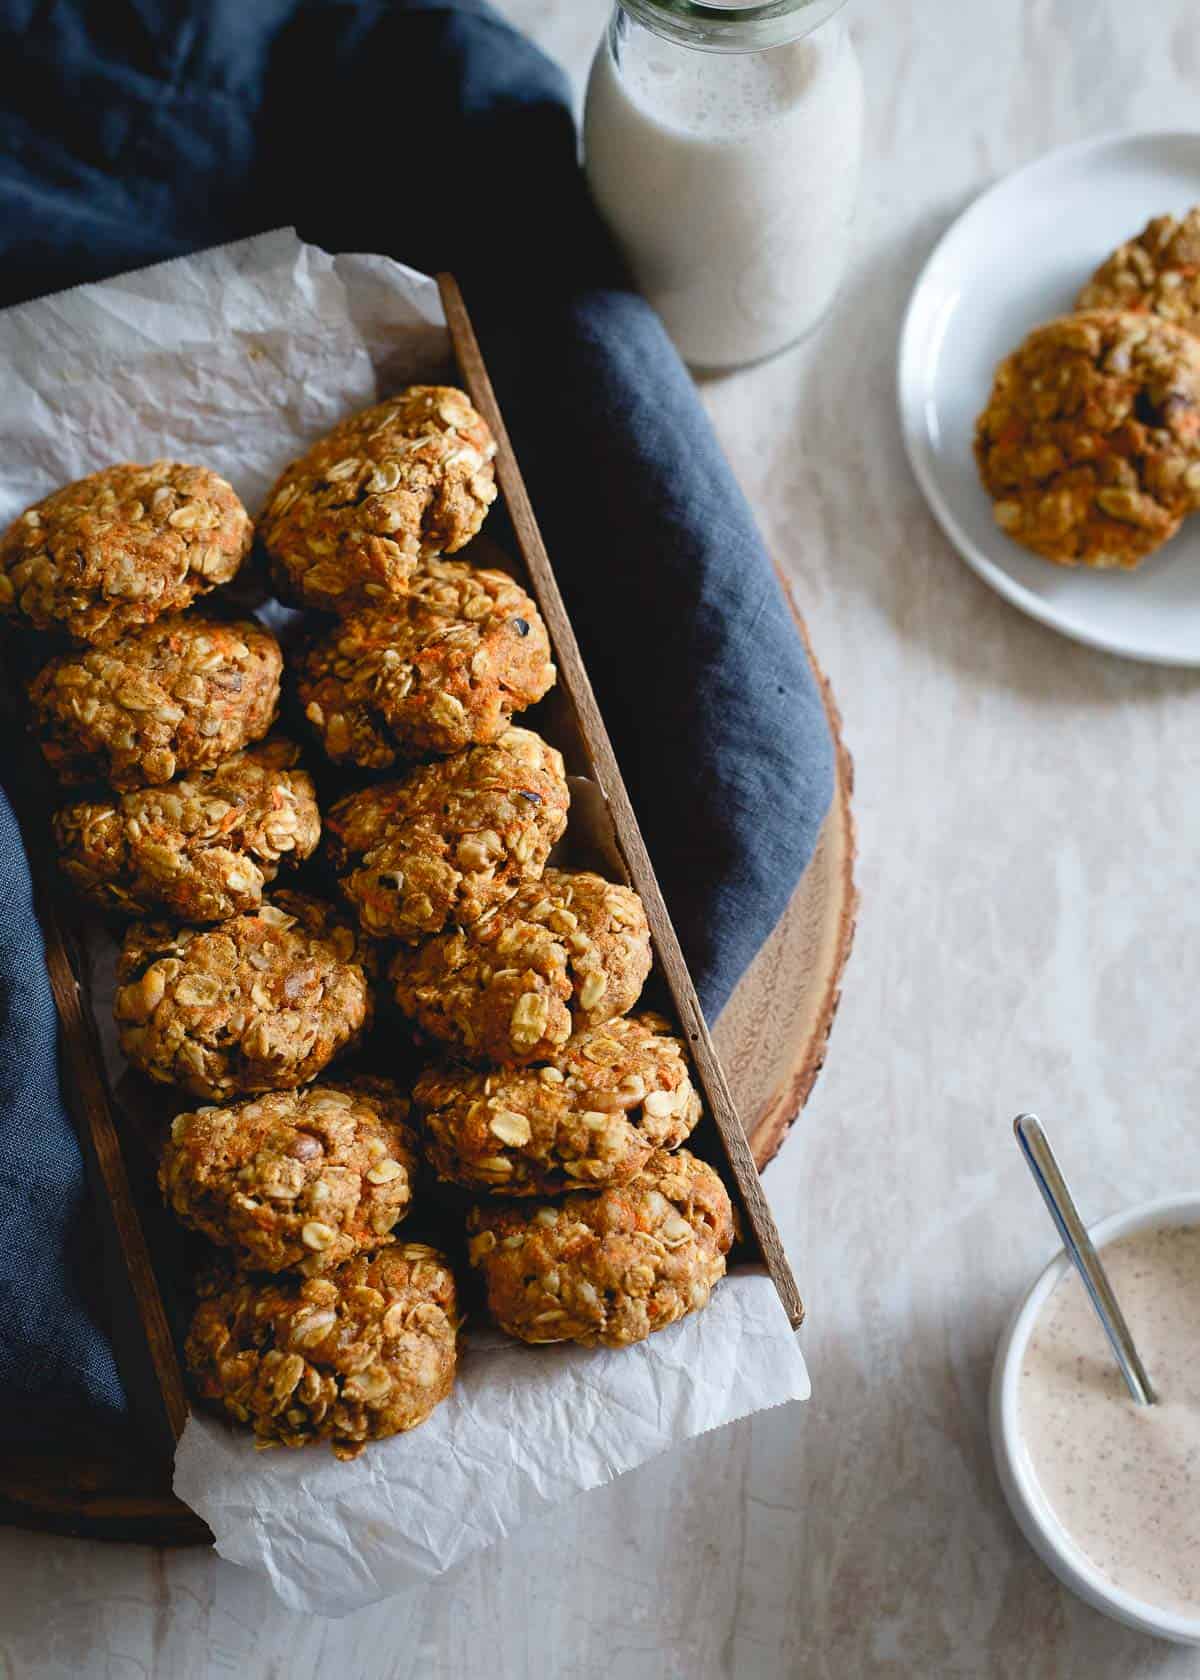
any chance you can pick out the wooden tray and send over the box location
[0,660,854,1546]
[0,275,855,1544]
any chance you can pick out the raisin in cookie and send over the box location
[0,462,252,645]
[974,310,1200,568]
[259,389,496,614]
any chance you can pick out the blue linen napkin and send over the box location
[0,0,834,1436]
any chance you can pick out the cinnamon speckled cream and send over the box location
[1020,1224,1200,1616]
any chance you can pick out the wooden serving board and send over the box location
[0,278,856,1545]
[717,590,857,1171]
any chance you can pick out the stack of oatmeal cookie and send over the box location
[1,385,735,1462]
[975,207,1200,571]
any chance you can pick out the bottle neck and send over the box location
[614,0,848,52]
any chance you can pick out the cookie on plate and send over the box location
[296,558,555,769]
[415,1012,701,1195]
[114,890,373,1101]
[325,728,569,941]
[186,1240,458,1457]
[389,868,652,1065]
[0,462,252,646]
[974,310,1200,568]
[467,1148,734,1347]
[53,738,319,921]
[29,615,282,789]
[1079,209,1200,338]
[259,388,497,614]
[160,1077,418,1274]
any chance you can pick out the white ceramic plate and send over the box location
[898,130,1200,666]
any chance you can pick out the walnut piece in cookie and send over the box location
[416,1012,701,1195]
[326,728,569,941]
[1079,209,1200,338]
[0,462,252,646]
[186,1240,458,1457]
[259,388,497,614]
[114,890,374,1101]
[160,1077,418,1274]
[53,739,319,922]
[390,868,652,1065]
[297,558,555,769]
[29,615,282,790]
[467,1148,734,1347]
[974,310,1200,569]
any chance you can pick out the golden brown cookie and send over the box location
[159,1077,418,1274]
[29,615,282,790]
[296,558,555,769]
[259,389,497,614]
[186,1241,458,1456]
[974,310,1200,568]
[0,462,252,645]
[415,1012,701,1195]
[53,738,319,921]
[390,868,652,1065]
[325,728,568,941]
[467,1149,734,1347]
[1079,210,1200,337]
[114,890,373,1101]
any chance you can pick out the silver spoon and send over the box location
[1013,1112,1156,1406]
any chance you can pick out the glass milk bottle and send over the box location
[583,0,863,371]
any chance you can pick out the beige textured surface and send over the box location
[7,1,1200,1674]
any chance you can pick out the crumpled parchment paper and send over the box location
[0,228,810,1616]
[177,1272,808,1615]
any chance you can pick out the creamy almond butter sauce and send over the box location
[1019,1223,1200,1616]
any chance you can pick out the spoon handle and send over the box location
[1013,1113,1156,1407]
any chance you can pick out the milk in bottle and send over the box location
[584,0,863,370]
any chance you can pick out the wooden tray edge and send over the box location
[0,1447,210,1545]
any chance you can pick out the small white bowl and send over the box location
[990,1192,1200,1644]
